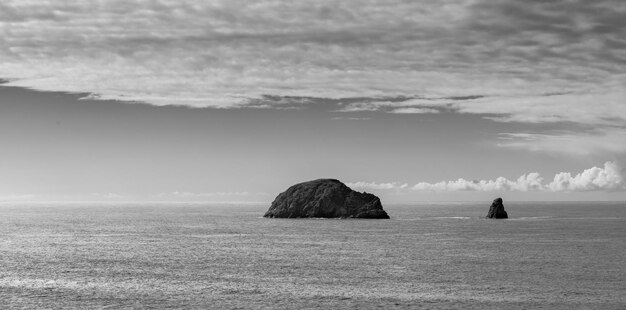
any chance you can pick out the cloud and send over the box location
[497,129,626,155]
[412,173,546,192]
[0,0,623,113]
[548,162,625,192]
[350,162,625,192]
[1,0,624,156]
[347,181,408,191]
[336,91,626,126]
[336,99,445,114]
[0,1,475,107]
[459,92,626,126]
[389,107,440,114]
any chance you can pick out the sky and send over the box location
[0,0,625,203]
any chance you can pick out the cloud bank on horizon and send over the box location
[348,162,626,193]
[1,0,625,155]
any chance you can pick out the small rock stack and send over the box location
[486,197,508,219]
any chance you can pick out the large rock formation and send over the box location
[264,179,390,219]
[486,197,508,219]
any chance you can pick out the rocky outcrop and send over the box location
[264,179,390,219]
[486,197,508,219]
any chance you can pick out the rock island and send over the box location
[264,179,390,219]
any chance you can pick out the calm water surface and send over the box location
[0,202,624,309]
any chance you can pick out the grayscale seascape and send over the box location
[1,202,624,309]
[2,1,626,309]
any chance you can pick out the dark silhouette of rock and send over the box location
[264,179,390,219]
[486,197,508,219]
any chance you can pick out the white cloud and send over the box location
[388,107,440,114]
[412,173,545,192]
[347,181,408,191]
[350,162,625,193]
[548,161,625,192]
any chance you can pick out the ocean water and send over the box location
[0,202,624,309]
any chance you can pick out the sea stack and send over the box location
[486,197,508,219]
[264,179,390,219]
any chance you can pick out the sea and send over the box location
[0,202,624,309]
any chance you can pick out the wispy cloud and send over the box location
[497,129,626,156]
[2,0,624,156]
[388,107,440,114]
[330,116,371,121]
[1,0,623,112]
[335,99,445,114]
[350,162,625,193]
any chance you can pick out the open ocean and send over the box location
[0,202,624,309]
